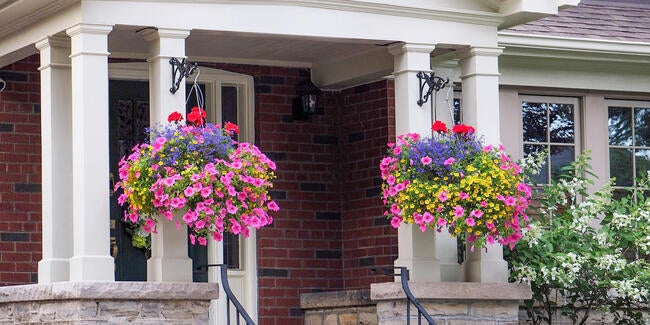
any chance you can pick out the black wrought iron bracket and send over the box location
[416,72,449,106]
[169,58,198,94]
[0,77,6,93]
[383,266,437,325]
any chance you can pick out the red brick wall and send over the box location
[200,63,345,325]
[0,55,42,285]
[339,80,397,289]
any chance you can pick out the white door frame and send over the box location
[109,62,258,323]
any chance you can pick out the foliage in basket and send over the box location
[380,120,532,250]
[115,107,279,246]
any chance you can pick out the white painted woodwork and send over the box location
[36,36,73,283]
[142,29,193,282]
[458,46,509,283]
[389,43,443,282]
[66,23,115,281]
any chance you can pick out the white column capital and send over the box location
[388,43,436,56]
[140,28,191,42]
[389,43,436,76]
[36,36,71,71]
[65,24,113,37]
[457,46,504,60]
[140,28,190,60]
[35,36,70,51]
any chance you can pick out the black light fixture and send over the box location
[293,80,321,120]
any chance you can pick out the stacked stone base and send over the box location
[371,282,530,325]
[301,283,531,325]
[0,281,218,324]
[301,290,378,325]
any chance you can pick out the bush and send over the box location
[505,152,649,324]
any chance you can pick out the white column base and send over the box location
[69,256,115,281]
[147,217,193,282]
[463,246,508,283]
[394,224,440,282]
[37,259,70,283]
[436,233,462,282]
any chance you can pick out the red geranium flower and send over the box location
[452,124,475,135]
[167,112,183,123]
[431,120,448,133]
[187,106,206,126]
[224,122,240,135]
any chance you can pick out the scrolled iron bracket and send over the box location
[169,58,198,94]
[416,71,449,106]
[0,77,6,93]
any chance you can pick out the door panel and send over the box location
[109,80,150,281]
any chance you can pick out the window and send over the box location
[607,100,650,188]
[520,96,579,184]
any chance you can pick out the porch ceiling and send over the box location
[109,26,389,67]
[109,25,416,89]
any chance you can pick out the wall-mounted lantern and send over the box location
[293,80,321,120]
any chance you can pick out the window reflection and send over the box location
[549,104,574,143]
[522,102,547,143]
[608,104,650,189]
[521,97,577,184]
[635,107,650,146]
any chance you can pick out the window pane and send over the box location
[636,149,650,181]
[523,102,547,142]
[608,107,633,146]
[610,148,634,186]
[222,85,238,125]
[453,98,461,124]
[524,144,549,184]
[549,103,574,143]
[224,232,240,269]
[635,107,650,146]
[550,146,574,180]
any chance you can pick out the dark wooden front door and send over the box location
[109,80,149,281]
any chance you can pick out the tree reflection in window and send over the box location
[608,106,650,188]
[522,99,576,184]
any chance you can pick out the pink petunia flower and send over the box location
[444,157,455,165]
[420,156,433,165]
[465,217,475,227]
[390,216,403,229]
[438,191,449,202]
[437,218,447,227]
[458,192,469,200]
[469,209,483,219]
[453,205,465,217]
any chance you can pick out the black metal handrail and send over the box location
[198,264,255,325]
[383,266,437,325]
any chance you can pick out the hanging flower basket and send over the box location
[380,120,531,250]
[115,107,279,246]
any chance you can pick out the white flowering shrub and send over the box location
[505,152,649,324]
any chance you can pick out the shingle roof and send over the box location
[505,0,650,43]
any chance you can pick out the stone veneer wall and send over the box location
[0,281,218,324]
[301,289,378,325]
[370,282,531,325]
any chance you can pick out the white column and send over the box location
[389,43,442,282]
[142,28,193,282]
[36,36,73,283]
[458,46,509,283]
[66,24,114,281]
